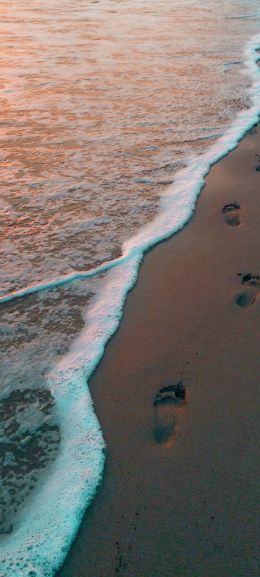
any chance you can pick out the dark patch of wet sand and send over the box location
[57,127,260,577]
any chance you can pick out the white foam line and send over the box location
[1,33,260,577]
[0,255,127,304]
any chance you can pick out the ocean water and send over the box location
[0,1,260,575]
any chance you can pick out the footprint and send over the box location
[236,293,256,308]
[240,273,260,287]
[236,273,260,308]
[153,381,186,445]
[222,202,241,226]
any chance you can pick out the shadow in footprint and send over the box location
[236,293,256,308]
[222,202,241,226]
[240,273,260,287]
[153,381,186,446]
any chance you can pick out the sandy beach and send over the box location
[57,126,260,577]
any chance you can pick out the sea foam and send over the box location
[0,33,260,577]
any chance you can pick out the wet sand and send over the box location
[57,126,260,577]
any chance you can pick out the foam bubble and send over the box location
[0,33,260,577]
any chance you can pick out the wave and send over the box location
[0,33,260,577]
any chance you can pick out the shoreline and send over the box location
[1,37,259,308]
[57,125,260,577]
[1,43,260,572]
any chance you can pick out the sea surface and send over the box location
[0,1,260,575]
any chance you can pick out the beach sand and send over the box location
[57,126,260,577]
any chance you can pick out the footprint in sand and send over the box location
[255,155,260,172]
[153,381,186,445]
[240,273,260,287]
[222,202,241,226]
[236,273,260,308]
[236,293,256,308]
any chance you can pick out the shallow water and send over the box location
[1,0,259,293]
[0,1,260,576]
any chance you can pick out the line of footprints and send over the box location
[221,200,260,308]
[153,194,259,446]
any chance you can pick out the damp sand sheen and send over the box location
[0,2,260,576]
[58,124,260,577]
